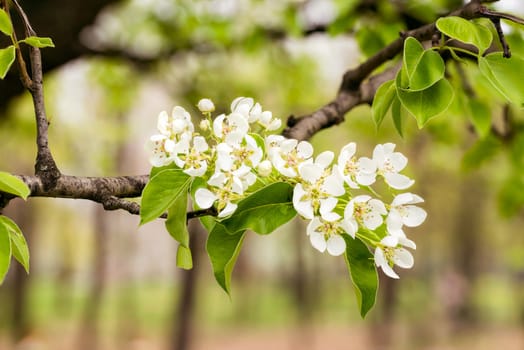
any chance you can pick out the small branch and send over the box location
[490,17,511,57]
[283,0,487,141]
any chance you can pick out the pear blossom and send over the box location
[307,216,353,256]
[387,193,427,237]
[146,134,173,167]
[292,151,345,220]
[266,136,314,177]
[173,136,210,177]
[345,195,387,230]
[257,160,273,177]
[337,142,376,188]
[213,112,249,144]
[373,143,414,190]
[197,98,215,113]
[195,187,238,218]
[374,235,416,279]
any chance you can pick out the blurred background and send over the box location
[1,0,524,349]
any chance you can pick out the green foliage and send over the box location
[166,190,192,269]
[0,171,30,199]
[19,36,55,48]
[0,216,29,273]
[176,245,193,270]
[217,182,296,235]
[343,235,378,318]
[0,45,15,79]
[402,37,445,91]
[436,17,493,55]
[140,169,191,225]
[0,216,30,284]
[0,8,13,36]
[479,53,524,107]
[462,135,502,171]
[206,224,246,295]
[468,99,491,138]
[372,80,396,129]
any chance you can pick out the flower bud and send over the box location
[197,98,215,113]
[199,119,210,131]
[257,160,272,177]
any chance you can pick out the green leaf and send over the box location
[0,220,12,284]
[396,72,454,128]
[176,245,193,270]
[436,17,493,55]
[468,99,491,138]
[0,45,15,79]
[0,216,29,273]
[19,36,55,48]
[140,169,191,225]
[402,37,445,91]
[343,235,378,318]
[479,53,524,107]
[219,182,296,235]
[206,224,246,294]
[165,189,190,247]
[372,80,396,128]
[391,97,403,137]
[0,8,13,36]
[0,171,30,199]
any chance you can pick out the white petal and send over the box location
[322,170,345,196]
[309,231,327,253]
[363,212,383,230]
[338,143,356,165]
[195,188,216,209]
[403,206,427,227]
[393,248,414,268]
[327,235,346,256]
[193,136,208,152]
[381,235,399,247]
[299,163,323,183]
[340,218,357,238]
[356,172,376,186]
[315,151,334,169]
[208,172,226,187]
[353,195,371,203]
[297,141,313,159]
[389,152,408,171]
[369,199,387,215]
[384,173,415,190]
[213,114,226,138]
[218,202,238,218]
[399,236,417,250]
[375,248,399,279]
[319,197,339,221]
[358,157,376,173]
[293,184,314,219]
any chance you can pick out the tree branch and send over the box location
[283,0,488,141]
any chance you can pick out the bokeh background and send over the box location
[1,0,524,349]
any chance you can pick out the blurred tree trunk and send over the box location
[370,273,397,350]
[78,204,109,350]
[170,219,206,350]
[5,201,35,342]
[449,173,486,328]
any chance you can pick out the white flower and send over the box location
[146,134,173,167]
[213,112,249,144]
[387,193,427,237]
[307,216,352,256]
[194,187,238,218]
[174,136,210,177]
[197,98,215,113]
[199,119,211,131]
[257,110,282,131]
[267,136,314,177]
[374,235,416,279]
[292,151,345,220]
[345,195,387,230]
[337,142,376,188]
[373,143,414,190]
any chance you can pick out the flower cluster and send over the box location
[146,97,426,279]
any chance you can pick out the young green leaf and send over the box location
[402,37,445,91]
[0,221,12,284]
[396,72,454,128]
[0,216,29,273]
[176,245,193,270]
[436,17,492,55]
[479,53,524,107]
[206,224,246,295]
[165,190,190,247]
[391,97,403,137]
[19,36,55,48]
[372,80,396,129]
[0,171,30,199]
[343,235,378,318]
[0,46,15,79]
[140,169,191,225]
[0,8,13,36]
[218,182,296,235]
